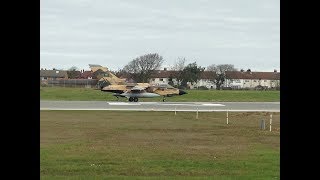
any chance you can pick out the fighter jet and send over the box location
[89,64,187,102]
[109,86,160,102]
[102,83,187,102]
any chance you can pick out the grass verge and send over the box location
[40,87,280,102]
[41,111,280,179]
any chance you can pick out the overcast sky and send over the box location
[40,0,279,72]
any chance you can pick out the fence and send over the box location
[41,79,99,88]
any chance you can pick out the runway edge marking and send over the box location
[40,108,279,112]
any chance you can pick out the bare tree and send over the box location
[171,57,186,86]
[122,53,164,83]
[171,57,186,71]
[207,64,237,90]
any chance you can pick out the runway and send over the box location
[40,101,280,112]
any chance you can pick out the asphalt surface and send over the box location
[40,101,280,112]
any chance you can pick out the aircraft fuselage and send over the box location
[120,92,160,98]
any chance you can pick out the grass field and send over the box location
[40,111,280,179]
[40,87,280,102]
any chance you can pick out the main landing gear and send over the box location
[129,97,139,102]
[162,96,166,102]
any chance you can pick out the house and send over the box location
[149,69,216,89]
[40,69,68,80]
[191,71,216,89]
[224,69,280,89]
[78,70,93,79]
[149,69,178,85]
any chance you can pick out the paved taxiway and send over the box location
[40,101,280,112]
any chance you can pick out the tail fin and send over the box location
[89,64,125,85]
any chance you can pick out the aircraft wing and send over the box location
[131,87,145,91]
[132,83,151,90]
[131,85,147,92]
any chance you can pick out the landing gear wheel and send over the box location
[129,97,134,102]
[162,96,166,102]
[133,97,138,102]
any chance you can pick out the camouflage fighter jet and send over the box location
[88,64,187,102]
[102,83,187,102]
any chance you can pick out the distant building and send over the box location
[149,70,178,85]
[80,70,93,79]
[225,70,280,89]
[99,67,280,90]
[40,69,68,80]
[149,69,216,89]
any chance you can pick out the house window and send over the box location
[160,78,163,81]
[245,80,249,82]
[253,80,256,82]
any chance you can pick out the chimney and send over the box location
[246,69,251,72]
[164,68,167,71]
[41,68,43,70]
[274,69,277,72]
[240,69,244,72]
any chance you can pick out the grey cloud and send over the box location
[41,0,279,71]
[40,51,114,58]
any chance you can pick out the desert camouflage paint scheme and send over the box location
[102,83,187,102]
[90,64,187,102]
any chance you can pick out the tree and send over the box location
[67,66,80,79]
[207,64,237,90]
[171,57,186,86]
[180,62,205,88]
[122,53,164,83]
[68,66,79,71]
[168,75,174,86]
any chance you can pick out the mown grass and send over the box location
[40,111,280,179]
[40,87,280,102]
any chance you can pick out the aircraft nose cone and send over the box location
[179,89,187,95]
